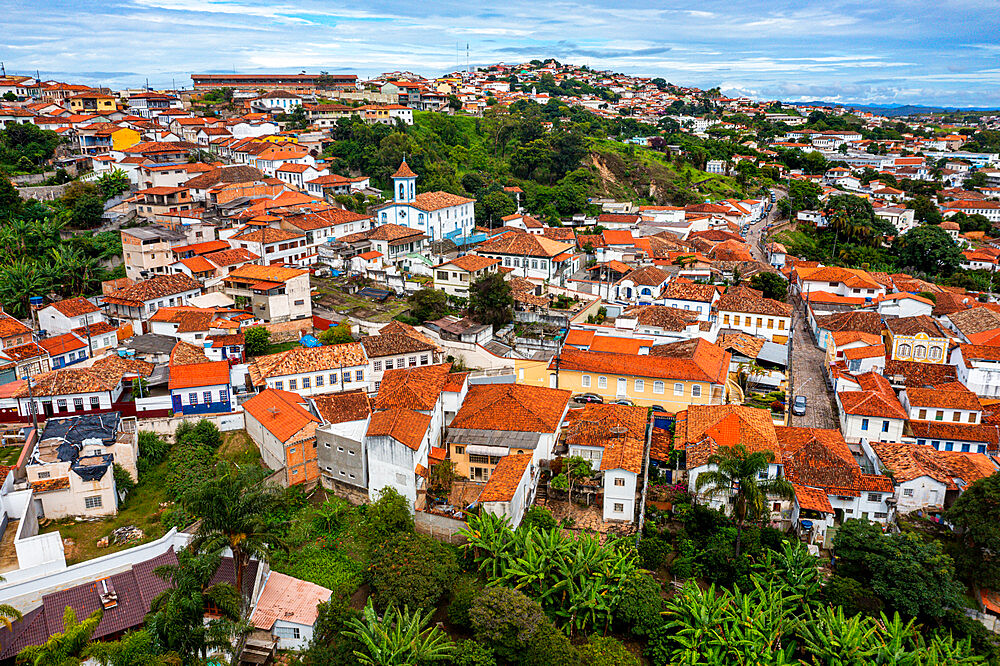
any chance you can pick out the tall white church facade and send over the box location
[375,161,476,243]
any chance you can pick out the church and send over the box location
[374,161,475,243]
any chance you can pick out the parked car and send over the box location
[573,393,604,405]
[650,405,668,413]
[613,398,634,406]
[792,395,807,416]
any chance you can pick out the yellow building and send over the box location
[68,92,117,114]
[515,338,731,412]
[110,127,141,151]
[884,315,949,364]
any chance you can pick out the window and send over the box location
[274,626,301,640]
[373,360,382,372]
[898,343,910,357]
[189,392,198,405]
[767,318,774,329]
[903,488,914,497]
[385,359,393,370]
[634,379,644,392]
[613,503,624,513]
[914,345,926,359]
[409,356,417,367]
[84,495,103,509]
[867,493,881,502]
[952,411,961,422]
[582,375,591,388]
[929,346,942,360]
[598,376,607,389]
[918,408,927,419]
[288,379,297,390]
[203,391,212,404]
[454,446,464,455]
[420,354,428,365]
[758,470,768,479]
[37,471,50,479]
[756,317,763,328]
[395,472,407,485]
[614,477,625,486]
[356,370,363,381]
[723,314,730,325]
[778,320,786,330]
[653,381,664,394]
[55,399,67,411]
[343,372,351,384]
[315,375,324,387]
[935,410,943,421]
[873,511,888,519]
[330,373,338,384]
[733,315,741,326]
[970,412,977,423]
[861,418,869,431]
[275,381,284,390]
[692,385,702,398]
[881,420,889,433]
[673,383,684,396]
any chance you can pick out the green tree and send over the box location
[346,600,453,666]
[17,606,101,666]
[318,321,353,345]
[749,272,788,301]
[96,168,130,199]
[468,272,512,328]
[0,595,22,655]
[183,462,283,603]
[407,288,448,323]
[87,630,175,666]
[908,195,944,225]
[579,636,639,666]
[367,532,459,612]
[833,519,964,620]
[477,190,517,228]
[694,443,794,556]
[561,455,593,504]
[145,548,242,662]
[893,224,964,276]
[946,472,1000,588]
[243,326,270,356]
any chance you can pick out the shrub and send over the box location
[112,463,135,503]
[367,532,458,611]
[137,431,170,475]
[244,325,270,356]
[579,636,639,666]
[470,587,548,663]
[821,575,883,617]
[614,573,665,637]
[638,535,672,570]
[452,640,497,666]
[520,506,557,532]
[191,419,222,449]
[166,441,214,501]
[360,486,414,543]
[447,575,481,629]
[523,623,579,666]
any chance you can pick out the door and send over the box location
[617,377,627,397]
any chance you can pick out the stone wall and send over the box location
[261,318,313,343]
[320,476,371,505]
[415,510,468,545]
[15,183,70,201]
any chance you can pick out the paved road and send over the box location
[745,188,784,262]
[788,304,839,429]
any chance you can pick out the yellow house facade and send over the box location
[515,339,731,412]
[884,316,949,365]
[110,127,141,151]
[68,93,117,114]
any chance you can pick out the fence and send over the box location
[15,183,71,201]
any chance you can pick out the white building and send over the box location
[374,161,475,243]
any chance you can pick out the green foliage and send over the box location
[821,574,884,617]
[469,587,555,664]
[243,325,271,356]
[87,629,174,666]
[460,512,640,633]
[0,122,62,174]
[520,506,557,531]
[271,543,362,597]
[946,472,1000,589]
[452,640,497,666]
[345,599,453,666]
[407,287,449,323]
[833,519,964,620]
[613,572,665,637]
[578,636,639,666]
[319,321,353,344]
[476,190,517,227]
[95,169,130,199]
[137,431,170,476]
[749,272,788,301]
[893,224,964,276]
[367,532,459,612]
[112,463,135,504]
[17,606,102,666]
[637,534,672,570]
[447,575,482,630]
[362,486,415,541]
[468,272,513,328]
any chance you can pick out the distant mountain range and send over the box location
[788,101,1000,117]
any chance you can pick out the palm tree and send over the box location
[17,606,101,666]
[695,444,794,556]
[0,580,23,655]
[183,462,284,606]
[145,548,242,662]
[346,600,453,665]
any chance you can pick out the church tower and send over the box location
[392,160,417,204]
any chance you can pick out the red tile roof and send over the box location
[450,384,570,433]
[48,297,100,318]
[243,389,318,443]
[169,360,230,390]
[38,333,87,357]
[366,407,431,450]
[479,453,533,502]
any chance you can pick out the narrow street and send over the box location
[788,305,838,429]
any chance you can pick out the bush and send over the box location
[360,486,414,543]
[470,587,548,664]
[452,640,497,666]
[447,575,481,629]
[520,506,557,531]
[112,463,135,503]
[166,441,215,501]
[191,419,222,449]
[821,575,883,617]
[523,622,579,666]
[578,636,639,666]
[244,325,270,356]
[614,573,664,637]
[137,431,170,475]
[638,535,671,570]
[367,532,458,611]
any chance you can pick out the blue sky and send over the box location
[3,0,1000,107]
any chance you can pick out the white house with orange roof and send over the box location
[374,161,475,243]
[432,254,501,297]
[274,163,327,190]
[250,571,331,650]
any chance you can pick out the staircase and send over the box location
[533,482,548,506]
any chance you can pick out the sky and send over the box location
[3,0,1000,107]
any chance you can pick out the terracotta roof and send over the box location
[622,266,669,287]
[906,386,981,412]
[341,223,423,244]
[251,572,331,631]
[479,454,533,502]
[102,274,201,307]
[411,191,475,212]
[623,305,700,331]
[776,426,891,494]
[660,281,718,303]
[450,384,570,433]
[949,307,1000,338]
[31,476,71,493]
[0,311,32,339]
[565,403,646,473]
[883,359,957,387]
[47,297,100,318]
[230,226,304,244]
[169,340,211,366]
[718,284,792,317]
[440,255,500,272]
[243,389,318,443]
[872,442,997,491]
[797,266,882,290]
[885,315,947,338]
[169,360,230,390]
[281,208,371,231]
[909,421,998,450]
[957,344,1000,366]
[474,231,573,258]
[38,333,86,357]
[361,331,438,358]
[392,161,418,178]
[203,247,259,266]
[831,331,883,347]
[226,264,307,284]
[4,342,48,361]
[813,311,883,336]
[588,336,647,355]
[842,344,885,360]
[366,407,431,450]
[311,390,371,424]
[374,363,451,411]
[792,483,835,513]
[717,332,765,359]
[89,355,154,378]
[249,343,367,386]
[679,405,780,469]
[13,367,122,397]
[377,321,439,348]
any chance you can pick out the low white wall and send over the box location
[139,412,246,437]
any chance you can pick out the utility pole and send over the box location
[25,370,38,435]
